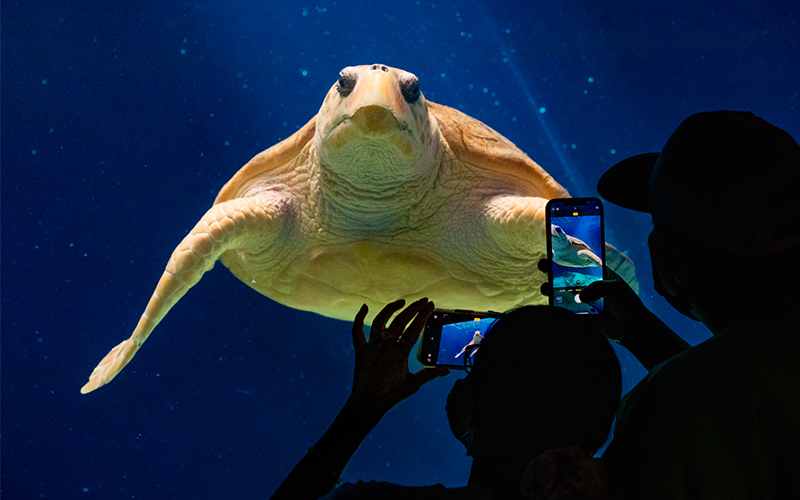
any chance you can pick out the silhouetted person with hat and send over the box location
[579,111,800,499]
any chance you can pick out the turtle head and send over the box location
[315,64,440,188]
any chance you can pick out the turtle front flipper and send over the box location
[482,195,639,295]
[80,195,288,394]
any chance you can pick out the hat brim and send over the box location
[597,153,660,213]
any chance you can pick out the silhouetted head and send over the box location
[598,111,800,323]
[446,306,621,462]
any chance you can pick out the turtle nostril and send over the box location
[370,64,389,73]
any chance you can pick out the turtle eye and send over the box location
[399,73,420,104]
[337,68,358,97]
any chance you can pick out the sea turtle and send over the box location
[81,63,637,394]
[550,224,603,267]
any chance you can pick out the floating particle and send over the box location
[539,107,546,114]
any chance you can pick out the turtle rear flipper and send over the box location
[80,339,140,394]
[80,196,289,394]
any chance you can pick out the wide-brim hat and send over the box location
[597,111,800,255]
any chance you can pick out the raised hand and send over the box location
[348,298,450,421]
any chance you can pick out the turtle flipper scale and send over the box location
[80,196,287,394]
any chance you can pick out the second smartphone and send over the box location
[418,309,502,369]
[545,197,606,314]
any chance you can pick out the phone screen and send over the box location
[419,311,501,369]
[546,198,605,314]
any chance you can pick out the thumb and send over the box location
[578,279,610,303]
[411,366,451,391]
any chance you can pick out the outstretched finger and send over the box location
[371,299,407,336]
[388,298,429,336]
[398,300,434,348]
[351,304,369,349]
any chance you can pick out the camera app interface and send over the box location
[549,200,604,314]
[437,317,498,368]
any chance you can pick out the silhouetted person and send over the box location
[271,299,622,500]
[579,111,800,499]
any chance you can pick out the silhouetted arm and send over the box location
[612,305,691,370]
[538,259,690,371]
[270,400,382,500]
[270,299,450,500]
[578,275,690,370]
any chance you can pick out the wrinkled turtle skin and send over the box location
[81,64,637,394]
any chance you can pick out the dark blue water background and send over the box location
[3,1,798,498]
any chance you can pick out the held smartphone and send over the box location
[545,197,606,314]
[418,309,502,369]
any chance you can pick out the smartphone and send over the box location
[545,197,606,314]
[418,309,502,369]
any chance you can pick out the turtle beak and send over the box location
[341,66,415,135]
[350,105,405,136]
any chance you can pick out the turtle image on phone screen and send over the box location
[546,198,605,314]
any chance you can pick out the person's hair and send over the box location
[467,306,621,457]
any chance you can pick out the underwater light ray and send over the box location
[472,0,588,196]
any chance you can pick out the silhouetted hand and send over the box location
[578,268,652,343]
[538,259,653,342]
[522,446,609,500]
[538,259,689,369]
[271,299,453,500]
[348,298,450,422]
